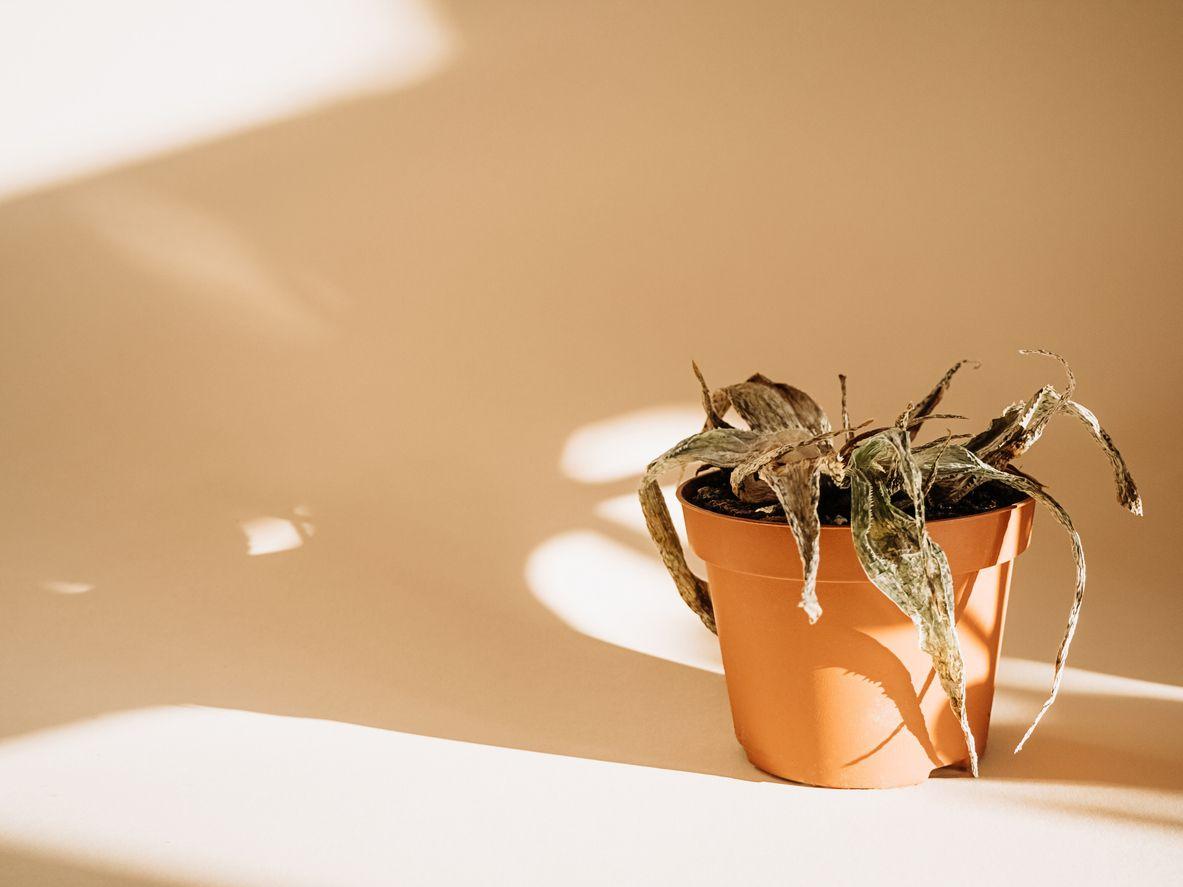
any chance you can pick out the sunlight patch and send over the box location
[240,516,305,556]
[560,406,704,483]
[526,530,722,673]
[0,0,457,198]
[41,580,94,595]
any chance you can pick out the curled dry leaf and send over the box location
[729,424,861,502]
[724,373,831,435]
[973,350,1075,467]
[962,350,1141,512]
[1057,398,1143,515]
[974,386,1061,467]
[729,430,816,503]
[646,428,763,477]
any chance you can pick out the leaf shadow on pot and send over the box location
[838,573,998,770]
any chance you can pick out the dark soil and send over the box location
[684,469,1027,526]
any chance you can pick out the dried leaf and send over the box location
[707,373,835,621]
[973,351,1076,467]
[964,351,1140,513]
[1058,398,1143,515]
[729,429,816,503]
[639,479,715,633]
[760,459,823,624]
[639,428,766,634]
[692,361,732,430]
[921,431,959,498]
[963,400,1025,455]
[639,376,841,630]
[847,425,979,775]
[839,373,852,446]
[725,374,831,435]
[910,359,979,439]
[646,428,762,477]
[841,413,965,459]
[920,443,1086,751]
[710,387,733,425]
[1022,347,1077,395]
[974,386,1060,466]
[728,424,864,621]
[729,425,859,502]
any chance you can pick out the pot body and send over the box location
[679,480,1035,789]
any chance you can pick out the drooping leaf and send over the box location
[970,389,1142,515]
[696,371,833,623]
[728,426,860,621]
[646,428,762,477]
[639,428,765,634]
[1058,398,1143,516]
[639,479,715,633]
[760,459,824,624]
[847,424,979,775]
[963,350,1140,513]
[641,365,840,632]
[919,443,1086,751]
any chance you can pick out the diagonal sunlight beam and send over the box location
[526,529,723,673]
[560,406,703,483]
[0,0,457,200]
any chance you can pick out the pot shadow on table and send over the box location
[1,8,1181,880]
[937,687,1183,833]
[0,851,192,887]
[955,687,1183,788]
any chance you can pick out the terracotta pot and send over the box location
[678,476,1036,789]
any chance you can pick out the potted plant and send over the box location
[639,351,1142,788]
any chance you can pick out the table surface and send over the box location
[0,659,1180,887]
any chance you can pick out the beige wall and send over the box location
[0,0,1179,782]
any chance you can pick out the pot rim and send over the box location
[676,470,1035,530]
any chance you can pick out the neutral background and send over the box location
[1,1,1180,884]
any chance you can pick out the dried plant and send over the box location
[639,351,1142,776]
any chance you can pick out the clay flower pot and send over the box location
[678,475,1036,789]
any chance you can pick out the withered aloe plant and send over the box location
[639,350,1142,776]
